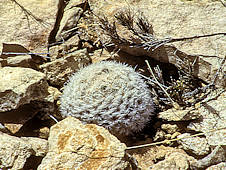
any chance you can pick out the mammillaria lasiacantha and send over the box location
[60,61,155,136]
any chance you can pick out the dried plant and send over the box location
[96,8,225,109]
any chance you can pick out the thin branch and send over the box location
[169,32,225,43]
[10,0,49,28]
[145,60,175,105]
[2,52,50,59]
[219,0,226,7]
[138,73,168,89]
[211,56,225,85]
[126,127,226,150]
[48,114,59,123]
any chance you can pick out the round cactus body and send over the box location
[60,61,155,136]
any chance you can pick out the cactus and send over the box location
[60,61,155,136]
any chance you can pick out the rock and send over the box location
[137,0,226,85]
[0,0,58,52]
[21,137,48,157]
[40,48,91,87]
[0,132,48,170]
[55,1,84,42]
[150,151,196,170]
[90,0,225,85]
[153,129,167,142]
[130,145,189,169]
[161,124,179,134]
[0,132,32,169]
[137,0,226,57]
[131,144,225,169]
[90,49,113,63]
[177,133,210,156]
[191,56,225,87]
[0,123,10,134]
[162,0,226,85]
[49,35,80,60]
[0,67,48,112]
[44,86,62,103]
[158,107,200,121]
[0,43,46,69]
[193,145,226,169]
[38,117,134,169]
[0,43,36,68]
[206,162,226,170]
[38,127,50,139]
[6,55,33,68]
[187,90,226,146]
[1,104,38,134]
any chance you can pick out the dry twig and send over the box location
[10,0,49,29]
[126,127,226,150]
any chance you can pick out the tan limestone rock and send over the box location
[6,55,33,68]
[137,0,226,86]
[44,86,62,103]
[188,90,226,146]
[38,117,134,169]
[38,127,50,139]
[40,48,91,87]
[0,67,48,112]
[89,0,225,85]
[158,107,200,121]
[0,0,57,52]
[206,162,226,170]
[130,145,191,170]
[161,124,179,134]
[55,0,84,42]
[0,132,33,170]
[21,137,48,157]
[49,35,80,60]
[178,133,210,156]
[151,152,195,170]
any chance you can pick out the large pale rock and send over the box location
[178,133,210,156]
[0,132,32,169]
[0,67,48,112]
[38,117,134,169]
[136,0,226,55]
[55,0,84,42]
[150,147,225,169]
[90,0,225,85]
[0,43,45,70]
[40,48,91,87]
[0,86,59,135]
[188,90,226,146]
[0,0,58,52]
[0,132,48,169]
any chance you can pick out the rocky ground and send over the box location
[0,0,225,169]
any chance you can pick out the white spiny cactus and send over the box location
[60,61,155,136]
